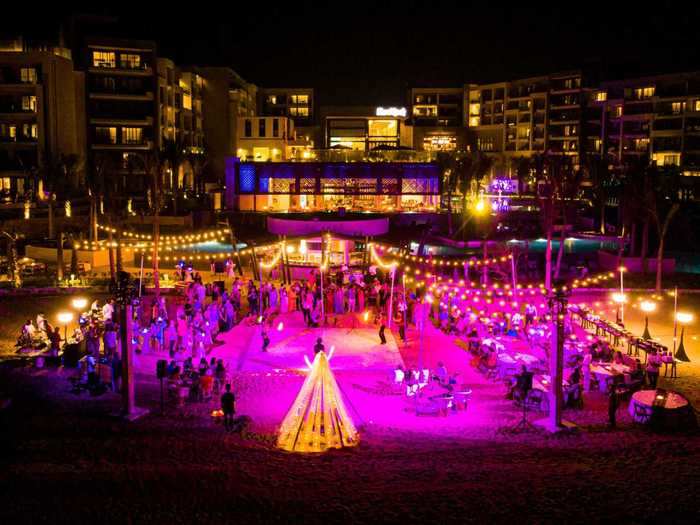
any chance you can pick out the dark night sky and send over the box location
[4,1,700,105]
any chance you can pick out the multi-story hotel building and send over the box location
[0,38,85,200]
[408,87,467,152]
[466,71,587,176]
[84,38,158,194]
[258,88,314,128]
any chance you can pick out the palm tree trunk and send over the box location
[107,220,115,283]
[545,224,553,291]
[48,198,55,239]
[554,228,566,280]
[655,204,680,292]
[446,188,453,236]
[153,212,160,298]
[56,230,64,282]
[655,236,665,293]
[641,215,649,273]
[629,222,637,257]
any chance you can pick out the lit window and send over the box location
[469,116,481,127]
[694,100,700,112]
[21,95,37,112]
[671,102,684,114]
[634,86,655,99]
[120,54,141,69]
[20,67,37,83]
[595,91,607,102]
[92,51,116,68]
[469,103,481,116]
[182,93,192,110]
[594,139,602,151]
[664,154,680,166]
[122,127,142,144]
[291,94,309,105]
[95,127,117,144]
[614,105,623,117]
[267,95,277,104]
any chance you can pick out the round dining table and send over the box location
[628,389,691,428]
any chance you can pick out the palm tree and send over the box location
[584,157,615,234]
[646,164,683,292]
[553,160,583,280]
[162,137,189,215]
[436,152,457,236]
[145,151,165,297]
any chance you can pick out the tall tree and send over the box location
[646,164,683,292]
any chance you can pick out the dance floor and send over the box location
[216,312,404,372]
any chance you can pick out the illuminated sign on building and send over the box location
[376,106,407,118]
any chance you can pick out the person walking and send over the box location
[221,383,236,432]
[378,312,387,345]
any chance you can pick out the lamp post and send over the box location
[612,292,627,326]
[617,266,626,323]
[57,311,73,342]
[640,300,656,340]
[675,312,693,363]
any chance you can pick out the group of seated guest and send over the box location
[590,341,613,361]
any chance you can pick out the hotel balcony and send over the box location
[89,91,154,102]
[90,116,154,127]
[91,140,154,151]
[89,65,154,77]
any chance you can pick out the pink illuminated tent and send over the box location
[276,351,359,453]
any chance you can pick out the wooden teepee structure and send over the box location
[277,351,359,453]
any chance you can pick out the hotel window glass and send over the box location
[20,67,37,83]
[182,93,192,110]
[368,119,397,139]
[259,119,266,137]
[244,119,252,137]
[614,105,623,117]
[291,94,309,105]
[96,127,117,144]
[9,125,17,139]
[635,86,655,100]
[477,137,494,151]
[21,95,37,112]
[92,51,116,68]
[273,118,279,137]
[672,102,684,114]
[120,54,141,69]
[595,91,607,102]
[469,116,480,127]
[267,95,277,104]
[664,154,680,166]
[122,127,142,144]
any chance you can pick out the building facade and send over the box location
[226,160,440,212]
[84,38,159,194]
[408,87,467,152]
[0,42,85,200]
[236,115,314,161]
